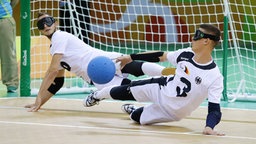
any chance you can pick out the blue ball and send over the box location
[87,56,116,84]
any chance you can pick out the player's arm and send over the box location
[203,102,225,136]
[116,51,168,68]
[25,54,65,112]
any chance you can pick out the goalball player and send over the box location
[24,12,173,112]
[84,24,225,136]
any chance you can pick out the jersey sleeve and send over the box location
[50,31,68,55]
[166,48,191,66]
[207,75,223,104]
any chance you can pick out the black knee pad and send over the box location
[121,78,131,85]
[121,61,144,77]
[131,107,144,124]
[110,85,136,100]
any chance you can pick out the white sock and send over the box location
[94,85,116,100]
[142,62,164,76]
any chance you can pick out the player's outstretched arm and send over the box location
[25,54,64,112]
[25,91,55,112]
[203,102,225,136]
[25,73,65,112]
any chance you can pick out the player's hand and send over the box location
[24,103,35,109]
[116,55,133,69]
[24,97,43,112]
[24,103,41,112]
[203,126,225,136]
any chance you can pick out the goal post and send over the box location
[20,0,256,102]
[20,0,31,96]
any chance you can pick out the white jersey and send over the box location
[50,30,123,86]
[130,47,223,124]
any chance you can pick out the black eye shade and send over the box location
[193,30,220,41]
[37,17,56,30]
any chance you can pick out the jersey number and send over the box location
[176,77,191,97]
[60,61,71,71]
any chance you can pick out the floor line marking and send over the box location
[1,97,256,111]
[0,120,255,140]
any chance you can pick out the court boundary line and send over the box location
[1,97,256,125]
[0,120,255,140]
[0,105,255,124]
[1,97,256,112]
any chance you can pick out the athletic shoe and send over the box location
[83,91,100,107]
[121,104,136,115]
[7,86,17,93]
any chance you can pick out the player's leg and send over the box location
[0,17,19,92]
[93,76,167,101]
[83,84,136,107]
[84,76,168,107]
[107,76,168,101]
[122,61,175,76]
[122,104,144,123]
[122,103,175,124]
[139,104,176,124]
[122,61,163,76]
[119,77,173,124]
[141,62,166,76]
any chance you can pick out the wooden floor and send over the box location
[0,97,255,144]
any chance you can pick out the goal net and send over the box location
[223,0,256,101]
[23,0,255,101]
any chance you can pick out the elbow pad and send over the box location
[206,111,222,129]
[48,77,64,94]
[130,52,164,62]
[206,102,222,129]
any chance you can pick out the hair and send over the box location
[199,24,221,46]
[37,12,50,19]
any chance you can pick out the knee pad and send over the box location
[121,61,144,77]
[121,78,131,85]
[110,85,136,100]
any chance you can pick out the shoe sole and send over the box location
[121,104,135,114]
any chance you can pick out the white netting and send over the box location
[223,0,256,101]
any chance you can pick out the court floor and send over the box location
[0,97,255,144]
